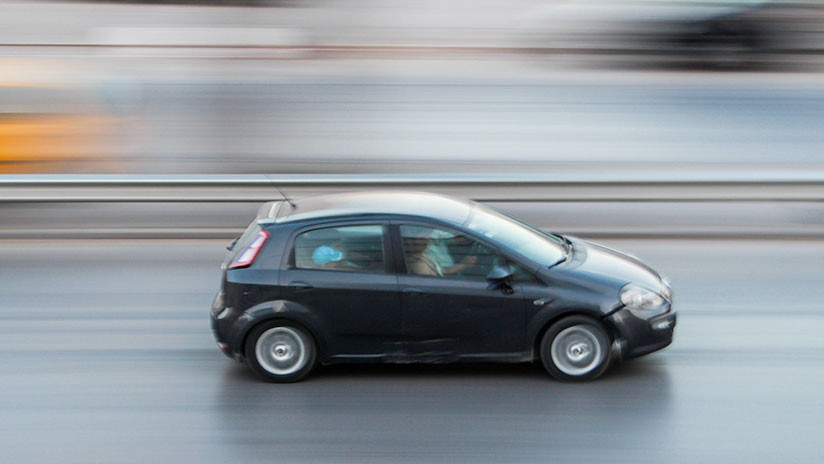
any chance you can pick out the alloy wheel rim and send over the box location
[550,325,602,376]
[255,327,308,376]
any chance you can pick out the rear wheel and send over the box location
[540,316,611,381]
[245,321,316,383]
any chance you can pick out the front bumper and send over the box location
[605,308,677,360]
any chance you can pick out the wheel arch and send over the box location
[530,310,616,361]
[232,300,328,361]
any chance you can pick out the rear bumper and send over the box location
[606,309,676,360]
[211,314,237,360]
[211,290,243,361]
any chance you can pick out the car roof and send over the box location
[264,191,474,226]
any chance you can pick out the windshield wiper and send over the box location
[562,235,573,254]
[548,235,572,269]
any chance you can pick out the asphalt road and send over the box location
[1,238,823,463]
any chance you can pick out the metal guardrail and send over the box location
[2,173,823,239]
[2,172,824,203]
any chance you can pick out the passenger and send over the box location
[309,229,348,270]
[312,244,345,269]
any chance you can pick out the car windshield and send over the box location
[465,205,567,267]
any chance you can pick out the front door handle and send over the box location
[289,281,314,292]
[402,287,425,296]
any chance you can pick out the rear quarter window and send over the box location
[226,223,262,262]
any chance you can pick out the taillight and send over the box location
[228,230,269,269]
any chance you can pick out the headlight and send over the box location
[211,291,225,316]
[661,276,673,301]
[620,284,669,313]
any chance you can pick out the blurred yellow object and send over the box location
[0,114,114,173]
[0,59,121,173]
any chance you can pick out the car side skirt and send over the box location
[322,352,531,365]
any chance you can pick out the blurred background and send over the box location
[1,0,823,175]
[2,0,824,463]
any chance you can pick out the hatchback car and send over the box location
[211,191,675,382]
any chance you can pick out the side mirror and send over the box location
[486,266,515,294]
[226,236,240,251]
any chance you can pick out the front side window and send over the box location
[400,225,500,280]
[294,225,385,273]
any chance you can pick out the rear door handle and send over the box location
[289,281,314,292]
[402,287,425,296]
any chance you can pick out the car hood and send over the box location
[564,237,663,291]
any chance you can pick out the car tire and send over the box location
[540,316,611,382]
[245,321,317,383]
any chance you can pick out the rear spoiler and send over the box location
[255,200,285,224]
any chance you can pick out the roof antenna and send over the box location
[275,185,296,209]
[264,175,296,209]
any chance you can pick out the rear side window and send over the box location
[294,225,385,273]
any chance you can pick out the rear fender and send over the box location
[228,300,328,360]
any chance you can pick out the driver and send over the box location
[403,226,478,277]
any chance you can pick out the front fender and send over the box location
[525,296,622,358]
[526,306,606,349]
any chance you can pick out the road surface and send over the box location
[1,238,822,463]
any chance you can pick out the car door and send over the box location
[393,222,526,358]
[278,222,402,357]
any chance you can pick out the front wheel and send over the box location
[245,321,317,383]
[540,316,611,381]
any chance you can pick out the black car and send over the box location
[211,191,675,382]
